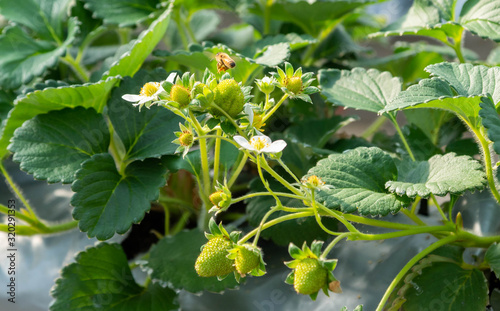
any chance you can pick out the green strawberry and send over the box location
[170,85,191,108]
[286,76,302,94]
[293,258,327,295]
[210,79,244,118]
[234,245,261,277]
[195,236,235,277]
[193,83,206,97]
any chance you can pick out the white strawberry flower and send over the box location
[122,72,177,109]
[234,134,286,154]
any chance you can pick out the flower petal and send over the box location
[262,140,287,153]
[166,72,177,83]
[234,135,255,151]
[122,94,142,102]
[244,104,254,124]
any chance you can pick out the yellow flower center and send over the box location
[250,137,270,151]
[140,82,161,97]
[305,175,324,188]
[179,131,193,146]
[252,113,266,130]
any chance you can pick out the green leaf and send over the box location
[145,229,240,293]
[71,153,167,240]
[103,3,172,79]
[253,43,290,67]
[0,76,119,159]
[460,0,500,41]
[189,10,220,42]
[163,151,202,176]
[50,243,178,311]
[0,90,15,129]
[479,96,500,155]
[395,125,442,161]
[318,67,401,113]
[83,0,160,26]
[386,153,486,198]
[485,243,500,278]
[487,46,500,65]
[402,261,488,311]
[8,107,109,184]
[249,0,377,36]
[308,147,410,216]
[246,178,338,246]
[445,138,480,157]
[0,0,73,40]
[369,0,462,44]
[0,19,78,89]
[285,115,357,148]
[155,43,286,84]
[219,140,241,172]
[108,69,182,162]
[243,33,316,56]
[404,109,455,145]
[384,62,500,131]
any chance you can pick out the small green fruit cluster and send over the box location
[209,79,245,118]
[285,241,339,300]
[195,219,266,281]
[195,235,235,277]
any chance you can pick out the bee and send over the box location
[215,52,236,73]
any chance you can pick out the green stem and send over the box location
[321,232,351,259]
[252,206,280,247]
[262,0,273,35]
[173,9,189,50]
[262,93,289,124]
[209,103,247,138]
[213,129,222,190]
[0,163,38,221]
[60,54,90,83]
[401,208,427,226]
[354,225,452,241]
[231,192,306,204]
[0,203,37,226]
[430,194,448,222]
[315,203,358,233]
[239,211,314,244]
[183,18,197,44]
[361,116,387,140]
[474,127,500,203]
[452,30,466,63]
[256,155,282,207]
[376,234,458,311]
[196,134,240,149]
[228,153,248,188]
[75,26,108,63]
[410,197,422,214]
[172,211,191,234]
[388,113,415,161]
[260,160,303,196]
[312,191,342,236]
[0,220,78,235]
[277,158,301,184]
[321,207,421,231]
[164,204,170,235]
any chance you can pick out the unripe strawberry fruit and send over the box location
[193,83,206,97]
[195,236,235,277]
[234,246,260,276]
[293,258,327,295]
[210,79,244,118]
[286,76,302,94]
[178,131,193,146]
[171,85,190,108]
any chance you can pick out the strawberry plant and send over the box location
[1,0,500,310]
